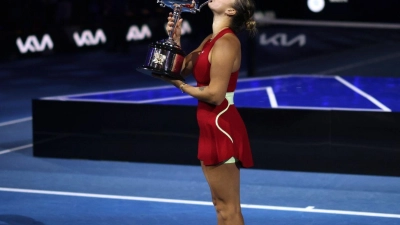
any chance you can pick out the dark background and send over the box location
[2,0,400,34]
[1,0,400,61]
[257,0,400,23]
[1,0,400,122]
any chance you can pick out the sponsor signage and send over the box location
[259,33,306,47]
[16,34,54,54]
[73,29,107,47]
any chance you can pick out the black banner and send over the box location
[1,0,400,62]
[250,25,400,75]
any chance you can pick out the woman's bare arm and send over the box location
[178,34,241,105]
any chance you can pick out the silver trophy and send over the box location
[136,0,208,81]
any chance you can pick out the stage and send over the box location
[32,74,400,176]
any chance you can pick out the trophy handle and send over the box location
[157,0,209,13]
[137,1,210,81]
[164,1,209,44]
[196,1,209,12]
[166,4,183,45]
[157,0,166,7]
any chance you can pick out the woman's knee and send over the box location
[212,197,241,220]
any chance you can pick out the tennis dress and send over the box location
[193,28,254,168]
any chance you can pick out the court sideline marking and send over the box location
[262,83,382,112]
[40,75,393,113]
[42,75,299,99]
[0,144,33,156]
[0,134,71,156]
[0,187,399,219]
[0,117,33,156]
[0,117,32,127]
[134,86,272,104]
[335,76,391,112]
[266,87,278,108]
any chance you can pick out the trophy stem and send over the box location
[137,1,211,81]
[167,4,183,45]
[196,0,209,12]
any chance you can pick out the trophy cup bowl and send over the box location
[136,0,208,81]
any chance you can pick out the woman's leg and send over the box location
[201,161,244,225]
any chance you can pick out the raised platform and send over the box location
[32,75,400,176]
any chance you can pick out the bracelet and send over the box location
[179,83,187,93]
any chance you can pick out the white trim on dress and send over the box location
[215,92,234,143]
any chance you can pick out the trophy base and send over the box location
[136,67,185,81]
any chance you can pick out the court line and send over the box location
[134,95,192,104]
[53,86,272,104]
[43,80,392,113]
[42,84,180,99]
[238,74,335,82]
[334,76,391,112]
[0,117,32,127]
[47,97,190,104]
[0,187,399,219]
[0,134,71,156]
[266,87,278,108]
[37,75,392,112]
[0,144,33,155]
[135,87,270,104]
[276,106,385,112]
[42,75,333,100]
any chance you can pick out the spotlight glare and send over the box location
[308,0,325,13]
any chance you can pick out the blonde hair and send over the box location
[231,0,257,36]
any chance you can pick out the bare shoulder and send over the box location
[209,33,241,72]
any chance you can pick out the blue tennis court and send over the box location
[1,74,400,225]
[1,145,400,225]
[43,75,400,112]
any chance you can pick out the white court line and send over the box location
[0,187,400,219]
[39,74,392,112]
[59,87,272,104]
[0,134,71,156]
[0,144,33,155]
[335,76,391,112]
[0,117,32,127]
[136,87,271,104]
[42,75,332,100]
[276,106,385,112]
[266,87,278,108]
[135,95,193,104]
[237,74,335,82]
[42,84,180,99]
[49,95,193,104]
[46,98,147,104]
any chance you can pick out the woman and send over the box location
[159,0,256,224]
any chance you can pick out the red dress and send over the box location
[193,28,254,168]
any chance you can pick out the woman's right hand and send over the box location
[166,12,183,46]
